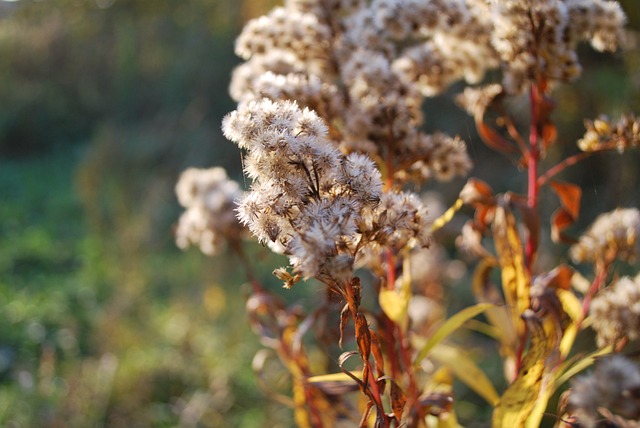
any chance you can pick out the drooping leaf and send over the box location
[307,371,362,396]
[477,118,518,153]
[355,313,371,362]
[472,259,519,368]
[525,346,613,428]
[370,330,385,379]
[557,288,582,358]
[541,122,558,151]
[554,346,612,389]
[492,311,552,428]
[430,343,500,406]
[390,380,407,422]
[414,303,495,366]
[549,181,582,243]
[460,178,495,206]
[492,203,530,338]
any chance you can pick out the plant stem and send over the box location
[537,151,593,187]
[525,83,541,272]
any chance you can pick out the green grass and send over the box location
[0,148,293,427]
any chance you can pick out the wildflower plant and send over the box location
[176,0,640,426]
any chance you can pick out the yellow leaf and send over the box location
[430,343,500,406]
[492,312,551,428]
[307,372,362,384]
[526,346,613,428]
[472,258,518,356]
[414,303,494,366]
[554,346,612,389]
[379,287,409,330]
[492,204,530,338]
[557,289,583,358]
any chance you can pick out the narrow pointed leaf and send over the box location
[414,303,494,366]
[390,381,407,422]
[355,313,371,361]
[430,343,500,406]
[492,204,530,338]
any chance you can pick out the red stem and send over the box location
[578,265,607,326]
[538,151,593,187]
[525,83,541,272]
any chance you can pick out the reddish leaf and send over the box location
[550,181,581,219]
[390,381,407,422]
[476,119,518,153]
[355,313,371,362]
[369,330,385,379]
[549,181,582,243]
[542,122,558,150]
[533,265,574,291]
[460,178,495,206]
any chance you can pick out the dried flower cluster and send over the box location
[229,0,484,185]
[222,98,430,283]
[578,113,640,152]
[568,356,640,427]
[172,0,637,426]
[570,207,640,264]
[590,274,640,348]
[175,167,244,255]
[489,0,626,93]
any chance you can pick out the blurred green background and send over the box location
[0,1,639,427]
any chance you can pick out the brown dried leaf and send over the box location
[390,381,407,422]
[549,180,581,244]
[369,330,385,379]
[460,178,495,206]
[533,265,574,291]
[542,123,558,150]
[477,118,518,153]
[355,313,371,362]
[550,181,581,219]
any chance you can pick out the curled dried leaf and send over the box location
[460,178,495,206]
[355,313,371,362]
[549,181,582,243]
[390,381,407,422]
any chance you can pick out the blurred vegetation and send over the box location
[0,0,639,427]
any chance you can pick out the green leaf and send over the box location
[430,343,500,406]
[413,303,494,366]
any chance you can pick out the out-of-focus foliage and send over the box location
[0,0,639,427]
[0,0,295,426]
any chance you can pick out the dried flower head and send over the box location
[570,207,640,264]
[175,167,244,255]
[227,0,480,186]
[578,113,640,153]
[223,98,432,283]
[568,355,640,427]
[489,0,626,93]
[590,274,640,348]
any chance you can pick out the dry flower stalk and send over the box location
[174,0,640,426]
